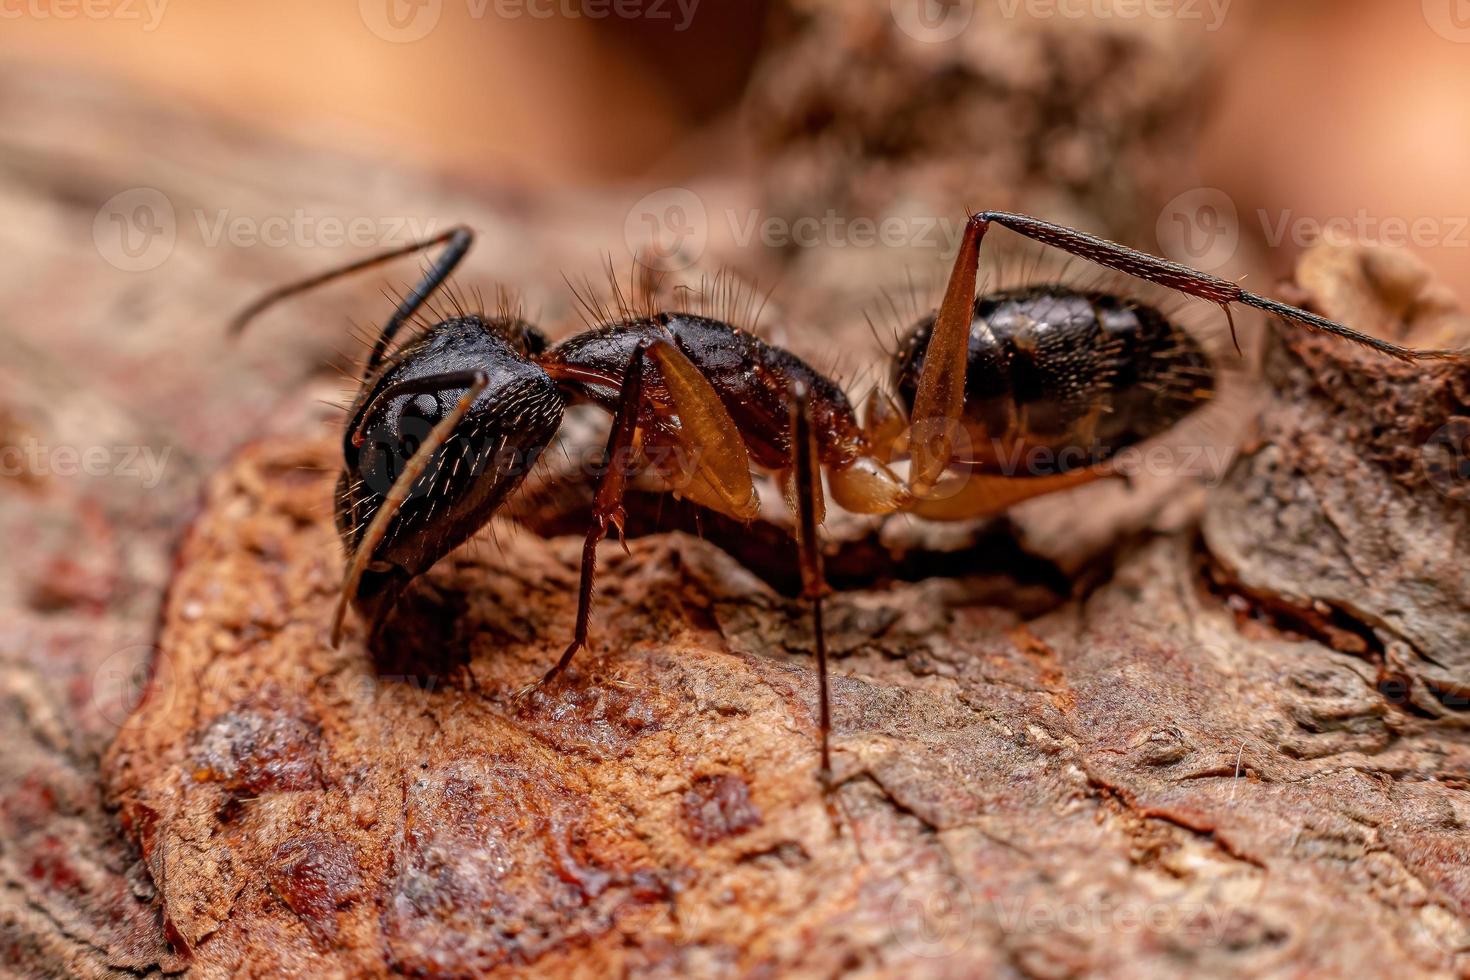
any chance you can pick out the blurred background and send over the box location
[4,0,1470,293]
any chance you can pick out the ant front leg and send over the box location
[536,342,651,689]
[532,335,759,692]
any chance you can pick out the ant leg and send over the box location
[229,225,475,376]
[909,214,986,496]
[538,342,651,687]
[789,381,834,785]
[973,211,1466,362]
[332,369,489,647]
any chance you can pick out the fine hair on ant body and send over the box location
[231,211,1464,791]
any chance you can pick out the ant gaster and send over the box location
[231,212,1464,787]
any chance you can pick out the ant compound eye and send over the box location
[352,396,443,497]
[403,392,442,428]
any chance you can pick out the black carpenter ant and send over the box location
[230,211,1464,787]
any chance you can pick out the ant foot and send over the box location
[513,642,580,703]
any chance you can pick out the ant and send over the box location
[230,211,1463,790]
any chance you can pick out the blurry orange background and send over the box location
[4,0,1469,296]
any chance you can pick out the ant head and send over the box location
[335,315,564,632]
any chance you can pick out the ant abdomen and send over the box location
[893,286,1217,475]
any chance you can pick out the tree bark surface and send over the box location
[4,7,1470,978]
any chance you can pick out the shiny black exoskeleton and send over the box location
[892,286,1216,472]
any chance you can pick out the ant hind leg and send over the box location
[973,211,1466,362]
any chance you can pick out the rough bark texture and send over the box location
[5,4,1470,979]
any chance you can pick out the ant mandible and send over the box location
[230,211,1463,788]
